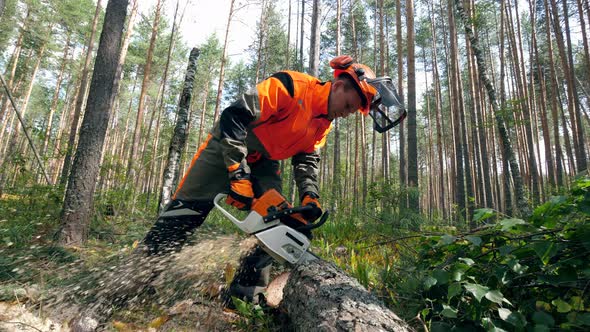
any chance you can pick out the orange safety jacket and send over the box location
[252,71,332,160]
[213,71,333,198]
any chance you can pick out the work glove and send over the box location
[227,172,254,211]
[300,192,322,222]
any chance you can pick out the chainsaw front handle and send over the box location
[298,210,330,231]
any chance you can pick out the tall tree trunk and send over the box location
[111,0,138,108]
[448,0,466,220]
[299,0,305,71]
[561,0,586,171]
[286,0,291,69]
[543,0,565,186]
[406,0,418,211]
[59,0,128,245]
[396,0,406,194]
[308,0,320,77]
[159,48,200,211]
[455,0,530,217]
[0,38,50,189]
[333,0,342,209]
[146,0,186,205]
[213,0,236,122]
[530,0,556,189]
[506,0,540,204]
[60,1,103,186]
[254,0,268,83]
[126,0,163,181]
[429,0,447,217]
[0,8,29,123]
[42,34,71,158]
[549,0,586,172]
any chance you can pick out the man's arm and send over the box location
[292,150,321,200]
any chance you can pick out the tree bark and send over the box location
[213,0,236,122]
[42,34,71,158]
[126,0,162,181]
[308,0,320,77]
[59,0,128,245]
[159,48,200,211]
[280,259,413,331]
[60,0,102,187]
[407,0,418,211]
[396,0,406,192]
[455,0,530,217]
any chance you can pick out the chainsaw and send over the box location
[213,189,328,265]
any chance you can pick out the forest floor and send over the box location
[0,225,286,331]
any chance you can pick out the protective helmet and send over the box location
[329,55,407,133]
[330,55,376,115]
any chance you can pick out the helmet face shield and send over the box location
[367,77,406,133]
[368,77,404,108]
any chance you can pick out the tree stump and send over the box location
[280,259,413,331]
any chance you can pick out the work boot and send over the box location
[226,246,273,305]
[143,200,213,255]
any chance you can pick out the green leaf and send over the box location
[533,241,557,265]
[448,282,462,299]
[499,245,514,256]
[482,318,509,332]
[465,235,483,246]
[499,218,525,231]
[556,265,578,283]
[431,322,453,332]
[535,301,551,312]
[570,296,584,311]
[433,269,449,285]
[532,311,555,327]
[440,304,458,318]
[532,325,550,332]
[552,298,572,313]
[506,311,527,328]
[459,257,475,266]
[440,234,456,245]
[420,308,430,319]
[464,283,489,302]
[507,259,528,274]
[474,208,495,222]
[498,308,512,320]
[577,312,590,326]
[423,276,437,290]
[485,290,511,306]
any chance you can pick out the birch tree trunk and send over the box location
[159,48,200,211]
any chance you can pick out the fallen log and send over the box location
[279,259,413,331]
